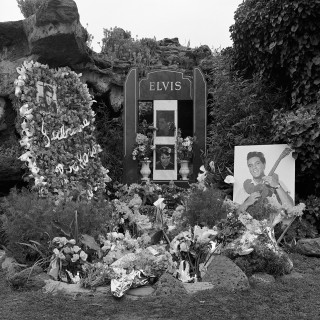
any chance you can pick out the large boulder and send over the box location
[0,0,90,97]
[296,238,320,257]
[202,255,250,291]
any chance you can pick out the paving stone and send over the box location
[43,279,90,295]
[201,255,250,291]
[126,285,155,296]
[183,282,215,294]
[249,273,275,287]
[280,271,304,280]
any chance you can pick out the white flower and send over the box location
[80,250,88,261]
[58,252,66,260]
[224,175,235,184]
[73,245,81,253]
[34,175,47,186]
[153,197,166,210]
[68,239,76,245]
[71,254,79,262]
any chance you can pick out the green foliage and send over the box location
[16,0,47,18]
[272,100,320,191]
[183,186,227,228]
[230,247,290,277]
[206,51,287,176]
[230,0,320,106]
[92,102,123,182]
[0,188,113,264]
[101,27,160,72]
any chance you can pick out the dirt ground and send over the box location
[1,253,320,320]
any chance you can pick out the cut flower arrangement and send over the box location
[176,129,196,161]
[13,60,110,200]
[132,133,154,162]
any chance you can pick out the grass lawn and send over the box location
[1,253,320,320]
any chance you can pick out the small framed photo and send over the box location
[153,144,177,180]
[156,110,175,137]
[36,81,58,112]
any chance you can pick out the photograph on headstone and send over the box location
[156,110,175,137]
[36,81,58,113]
[153,144,177,180]
[155,145,175,170]
[233,144,295,206]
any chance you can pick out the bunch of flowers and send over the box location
[111,197,153,235]
[47,237,88,283]
[132,133,154,162]
[170,225,217,280]
[98,231,151,265]
[176,129,196,161]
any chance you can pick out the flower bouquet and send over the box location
[176,129,196,162]
[47,237,88,283]
[132,133,154,162]
[170,225,217,281]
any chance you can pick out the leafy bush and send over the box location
[272,100,320,194]
[230,247,291,277]
[92,101,123,182]
[206,51,287,176]
[16,0,47,18]
[101,27,160,73]
[1,188,113,264]
[183,186,227,228]
[230,0,320,106]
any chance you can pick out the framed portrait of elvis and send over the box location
[36,81,59,113]
[153,100,177,180]
[233,144,295,209]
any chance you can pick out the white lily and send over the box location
[15,86,22,96]
[19,151,33,162]
[30,165,40,175]
[34,175,47,186]
[224,175,235,184]
[21,120,28,130]
[23,60,34,70]
[19,104,32,117]
[209,161,215,172]
[197,165,207,183]
[19,136,31,148]
[153,197,166,210]
[21,128,33,137]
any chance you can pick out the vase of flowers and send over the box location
[132,131,154,180]
[176,129,196,180]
